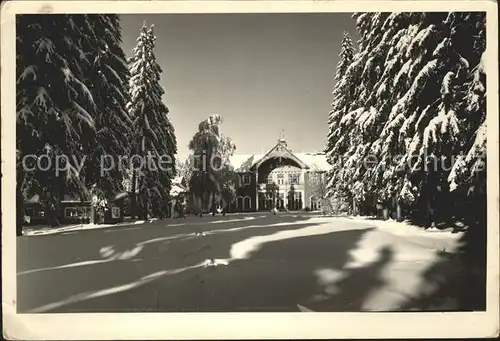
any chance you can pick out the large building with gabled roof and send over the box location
[227,137,331,212]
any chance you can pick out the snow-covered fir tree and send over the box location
[83,15,133,201]
[324,31,356,206]
[446,13,487,226]
[324,12,486,225]
[16,15,134,226]
[335,32,356,83]
[16,15,99,225]
[127,22,178,219]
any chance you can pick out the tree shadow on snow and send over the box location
[299,246,395,312]
[45,226,376,312]
[398,224,486,312]
[18,215,337,313]
[17,214,311,272]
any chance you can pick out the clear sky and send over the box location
[120,13,358,160]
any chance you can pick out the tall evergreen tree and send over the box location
[335,32,356,83]
[324,12,486,225]
[324,31,356,205]
[83,15,133,202]
[325,32,356,158]
[16,15,99,225]
[447,13,487,216]
[127,22,178,219]
[17,15,133,227]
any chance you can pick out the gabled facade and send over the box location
[228,138,331,212]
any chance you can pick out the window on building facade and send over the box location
[64,207,76,218]
[33,208,44,217]
[289,173,300,185]
[65,207,79,218]
[267,175,273,184]
[310,171,324,182]
[277,173,284,185]
[111,206,121,219]
[236,197,243,210]
[243,196,251,210]
[242,174,251,185]
[212,157,222,169]
[64,207,89,218]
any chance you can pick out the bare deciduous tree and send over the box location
[308,167,332,215]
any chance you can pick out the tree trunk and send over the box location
[195,194,202,214]
[131,169,137,220]
[383,208,389,220]
[90,206,97,224]
[323,198,332,216]
[139,200,148,221]
[208,192,214,212]
[158,200,164,219]
[425,199,433,227]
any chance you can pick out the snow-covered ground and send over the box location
[203,216,463,311]
[318,217,463,310]
[340,215,464,238]
[24,214,464,313]
[22,215,262,236]
[22,221,149,236]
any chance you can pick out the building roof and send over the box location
[229,137,331,172]
[295,152,332,171]
[229,151,331,172]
